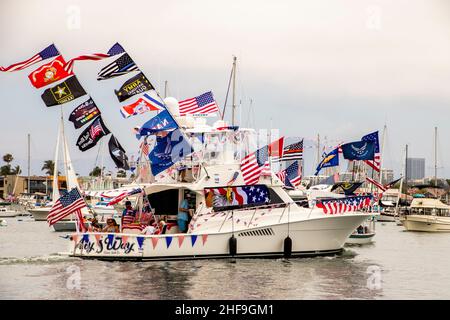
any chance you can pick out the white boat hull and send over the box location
[29,207,73,221]
[0,211,20,218]
[69,213,369,260]
[376,213,396,222]
[400,215,450,232]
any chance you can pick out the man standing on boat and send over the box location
[121,201,136,227]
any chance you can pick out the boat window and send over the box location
[147,189,179,216]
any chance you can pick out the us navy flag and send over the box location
[76,116,110,152]
[341,141,375,160]
[41,75,87,107]
[69,97,101,129]
[97,53,138,80]
[108,135,130,170]
[114,72,154,102]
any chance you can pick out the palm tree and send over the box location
[117,169,127,178]
[3,154,13,165]
[42,160,56,176]
[11,165,21,175]
[89,166,102,177]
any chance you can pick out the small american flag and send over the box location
[64,43,125,73]
[362,131,381,172]
[89,120,103,139]
[47,188,86,226]
[276,161,302,188]
[241,145,269,185]
[140,138,150,157]
[1,44,60,72]
[178,91,219,116]
[316,195,372,214]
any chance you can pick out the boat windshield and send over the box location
[409,207,450,217]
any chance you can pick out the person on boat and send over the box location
[357,225,364,234]
[177,199,190,233]
[156,219,167,235]
[102,218,119,233]
[89,217,101,232]
[141,224,156,235]
[121,201,136,226]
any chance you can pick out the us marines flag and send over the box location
[28,55,73,88]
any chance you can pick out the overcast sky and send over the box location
[1,0,449,178]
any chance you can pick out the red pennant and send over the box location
[151,237,159,249]
[201,234,208,245]
[94,234,101,245]
[122,235,128,245]
[28,55,73,88]
[178,235,185,247]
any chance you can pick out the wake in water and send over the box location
[0,254,77,265]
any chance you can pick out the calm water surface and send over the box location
[1,215,450,299]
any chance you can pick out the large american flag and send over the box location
[278,140,303,161]
[276,161,302,188]
[178,91,219,116]
[47,188,86,226]
[315,195,372,214]
[241,145,269,185]
[1,44,60,72]
[64,43,125,73]
[362,131,381,172]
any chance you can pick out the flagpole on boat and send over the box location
[231,56,237,126]
[27,133,31,193]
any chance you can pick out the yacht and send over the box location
[400,197,450,232]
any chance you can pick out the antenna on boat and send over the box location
[434,126,438,188]
[27,133,30,193]
[231,56,237,126]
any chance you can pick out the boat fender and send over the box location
[283,236,292,258]
[229,236,237,256]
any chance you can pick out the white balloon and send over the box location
[163,97,179,117]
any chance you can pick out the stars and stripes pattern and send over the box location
[64,43,125,73]
[178,91,219,116]
[365,177,387,192]
[47,188,86,226]
[1,44,60,72]
[97,53,138,80]
[204,185,270,207]
[362,131,381,172]
[277,140,303,161]
[107,188,143,206]
[89,120,103,139]
[276,161,302,188]
[240,145,269,185]
[315,195,372,214]
[140,138,150,157]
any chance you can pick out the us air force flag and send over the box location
[341,141,375,160]
[108,135,130,170]
[149,129,193,176]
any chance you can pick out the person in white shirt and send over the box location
[141,225,156,235]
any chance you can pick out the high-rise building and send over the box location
[380,169,394,184]
[406,158,425,180]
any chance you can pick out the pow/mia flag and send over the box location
[114,72,154,102]
[69,97,101,129]
[41,75,87,107]
[76,116,110,152]
[108,135,130,170]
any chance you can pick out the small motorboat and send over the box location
[0,206,20,218]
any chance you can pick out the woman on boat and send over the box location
[101,218,120,233]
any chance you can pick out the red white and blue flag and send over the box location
[361,131,381,172]
[1,44,60,72]
[315,195,372,214]
[120,93,165,119]
[241,145,270,185]
[107,188,143,206]
[276,161,302,188]
[64,42,125,73]
[277,139,303,161]
[178,91,219,116]
[47,188,86,226]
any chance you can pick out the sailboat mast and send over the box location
[27,133,30,193]
[231,56,237,126]
[378,125,387,183]
[316,134,320,167]
[60,107,70,188]
[434,126,437,187]
[164,80,168,98]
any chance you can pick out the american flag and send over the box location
[315,195,372,214]
[276,161,302,188]
[366,177,401,200]
[47,188,87,226]
[107,188,143,206]
[241,145,269,185]
[278,140,303,161]
[97,53,138,80]
[204,185,270,207]
[178,91,219,116]
[140,138,150,157]
[1,44,60,72]
[89,119,103,139]
[362,131,381,172]
[64,43,125,73]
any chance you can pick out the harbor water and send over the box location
[1,215,450,300]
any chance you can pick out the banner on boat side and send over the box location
[108,135,130,170]
[341,141,375,161]
[315,195,373,214]
[204,185,270,208]
[76,116,110,152]
[69,97,101,129]
[28,55,73,88]
[114,72,155,102]
[41,75,87,107]
[73,234,143,257]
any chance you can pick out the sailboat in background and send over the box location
[29,112,83,222]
